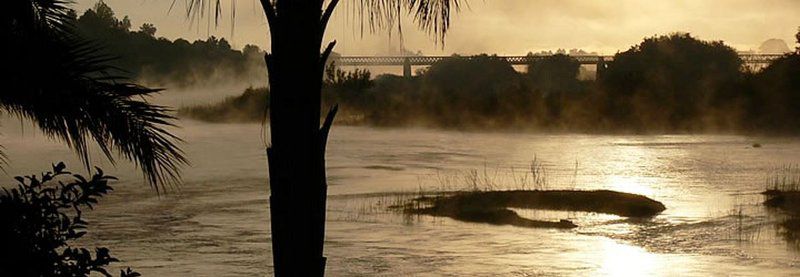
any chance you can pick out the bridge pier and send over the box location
[596,56,607,80]
[403,57,412,78]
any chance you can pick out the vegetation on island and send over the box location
[400,190,665,229]
[763,165,800,213]
[390,161,665,229]
[762,165,800,249]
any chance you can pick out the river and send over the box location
[2,120,799,276]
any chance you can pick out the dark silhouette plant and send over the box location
[600,33,743,131]
[3,2,185,275]
[796,26,800,53]
[3,0,187,190]
[184,0,461,275]
[0,162,139,277]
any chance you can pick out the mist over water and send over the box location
[3,114,799,275]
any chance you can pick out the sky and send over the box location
[73,0,800,55]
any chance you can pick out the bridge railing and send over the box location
[332,55,613,66]
[332,53,785,66]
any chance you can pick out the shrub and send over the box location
[0,162,139,277]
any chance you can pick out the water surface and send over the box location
[2,121,799,276]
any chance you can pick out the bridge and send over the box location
[331,54,785,78]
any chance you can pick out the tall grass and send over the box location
[529,155,549,190]
[766,164,800,192]
[415,155,583,193]
[385,155,588,221]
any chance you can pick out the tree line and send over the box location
[70,1,266,88]
[182,31,800,133]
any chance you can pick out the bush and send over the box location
[178,87,270,122]
[600,33,743,130]
[0,162,139,277]
[417,54,535,127]
[746,54,800,131]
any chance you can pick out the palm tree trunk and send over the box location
[263,1,339,276]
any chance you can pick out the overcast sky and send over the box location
[74,0,800,55]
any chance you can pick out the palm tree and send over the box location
[2,0,187,191]
[186,0,460,275]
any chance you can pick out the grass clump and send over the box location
[763,164,800,213]
[406,190,666,228]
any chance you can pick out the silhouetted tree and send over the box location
[188,0,460,275]
[77,0,129,33]
[746,48,800,131]
[139,23,156,37]
[420,55,532,127]
[74,2,266,87]
[181,29,800,134]
[600,33,742,130]
[526,54,581,95]
[3,0,187,189]
[526,54,584,121]
[796,27,800,53]
[323,65,373,110]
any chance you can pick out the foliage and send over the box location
[746,53,800,131]
[0,162,139,277]
[324,65,374,111]
[75,1,266,87]
[178,87,269,122]
[179,65,376,123]
[796,27,800,53]
[3,0,186,189]
[178,28,800,134]
[526,54,582,95]
[175,54,587,129]
[525,54,587,122]
[599,33,743,130]
[415,55,534,127]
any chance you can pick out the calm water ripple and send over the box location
[2,120,799,276]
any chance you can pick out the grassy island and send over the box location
[400,190,666,229]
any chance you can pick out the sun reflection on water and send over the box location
[597,239,658,276]
[606,175,656,196]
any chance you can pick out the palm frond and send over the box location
[356,0,460,42]
[180,0,460,42]
[4,0,187,191]
[5,0,76,35]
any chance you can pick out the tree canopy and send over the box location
[600,33,743,130]
[75,1,266,88]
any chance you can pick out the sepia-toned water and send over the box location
[2,120,800,276]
